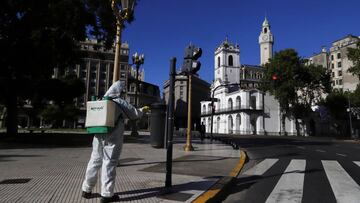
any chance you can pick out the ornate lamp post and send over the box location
[131,52,144,136]
[111,0,136,83]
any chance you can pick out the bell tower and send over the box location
[214,38,241,85]
[259,17,274,65]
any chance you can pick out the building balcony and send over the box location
[201,105,263,116]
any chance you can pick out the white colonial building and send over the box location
[200,18,301,136]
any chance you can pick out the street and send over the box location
[223,136,360,203]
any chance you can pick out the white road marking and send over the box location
[297,146,305,149]
[316,149,326,153]
[354,161,360,167]
[243,159,279,176]
[336,153,347,157]
[265,159,306,203]
[322,160,360,203]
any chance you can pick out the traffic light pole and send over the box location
[184,74,194,151]
[165,57,176,188]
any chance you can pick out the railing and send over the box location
[201,105,263,116]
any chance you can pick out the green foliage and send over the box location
[41,104,80,127]
[36,76,85,105]
[321,91,348,120]
[261,49,331,120]
[261,49,300,113]
[0,0,138,132]
[347,42,360,80]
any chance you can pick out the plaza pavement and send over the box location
[0,132,244,203]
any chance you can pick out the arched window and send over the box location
[236,96,241,109]
[202,104,206,113]
[337,53,341,59]
[216,117,221,133]
[228,55,233,66]
[264,28,267,33]
[228,115,233,134]
[228,98,233,110]
[250,95,256,109]
[236,114,241,134]
[207,117,211,132]
[217,57,220,67]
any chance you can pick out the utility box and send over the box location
[85,100,117,134]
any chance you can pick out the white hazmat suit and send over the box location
[82,81,143,198]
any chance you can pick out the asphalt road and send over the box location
[223,136,360,203]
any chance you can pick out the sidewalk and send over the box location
[0,133,243,203]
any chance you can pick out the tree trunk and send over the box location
[6,86,18,135]
[281,112,286,136]
[295,118,300,136]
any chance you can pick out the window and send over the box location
[332,72,335,77]
[339,79,343,85]
[228,55,233,66]
[331,55,334,61]
[217,57,220,67]
[130,84,135,92]
[338,70,342,77]
[228,98,233,110]
[264,28,267,33]
[331,63,334,69]
[338,62,342,68]
[337,53,341,59]
[130,97,135,105]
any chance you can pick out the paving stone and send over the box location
[0,136,239,203]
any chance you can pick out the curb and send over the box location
[192,150,247,203]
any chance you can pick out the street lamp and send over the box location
[210,83,241,139]
[130,52,144,136]
[111,0,136,84]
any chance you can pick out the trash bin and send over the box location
[150,103,166,148]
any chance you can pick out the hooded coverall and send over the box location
[82,81,143,197]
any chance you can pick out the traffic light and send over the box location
[181,44,202,74]
[272,74,279,87]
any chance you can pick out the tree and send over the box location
[261,49,301,135]
[261,49,330,136]
[0,0,137,134]
[38,75,85,127]
[347,42,360,80]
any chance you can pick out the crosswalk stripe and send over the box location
[354,161,360,167]
[243,158,278,176]
[265,159,306,203]
[322,160,360,203]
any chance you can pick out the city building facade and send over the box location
[308,35,360,92]
[163,74,210,130]
[53,39,160,127]
[200,18,299,136]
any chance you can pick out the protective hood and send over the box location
[104,81,125,98]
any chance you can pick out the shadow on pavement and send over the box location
[0,154,44,162]
[0,133,151,149]
[113,180,215,202]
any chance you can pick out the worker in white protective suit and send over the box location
[81,81,147,203]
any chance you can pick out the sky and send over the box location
[121,0,360,89]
